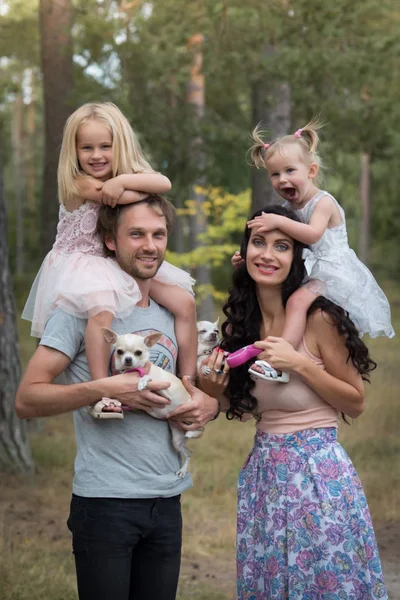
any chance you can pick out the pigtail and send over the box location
[296,116,324,155]
[249,124,270,169]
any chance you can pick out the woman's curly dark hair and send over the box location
[220,204,376,421]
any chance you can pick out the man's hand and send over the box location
[104,372,172,412]
[168,377,219,430]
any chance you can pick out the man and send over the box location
[16,195,219,600]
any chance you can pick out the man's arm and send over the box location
[15,345,171,419]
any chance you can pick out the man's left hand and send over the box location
[168,376,219,430]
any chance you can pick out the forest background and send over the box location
[0,1,399,598]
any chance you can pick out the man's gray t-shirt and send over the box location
[41,300,193,498]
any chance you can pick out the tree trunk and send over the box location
[0,124,34,474]
[39,0,73,256]
[359,151,370,265]
[26,78,36,211]
[187,34,214,319]
[12,94,25,275]
[251,72,291,214]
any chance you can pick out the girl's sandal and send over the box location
[248,360,290,383]
[87,398,124,419]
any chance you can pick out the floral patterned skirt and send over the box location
[237,427,388,599]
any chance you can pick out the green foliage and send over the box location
[167,187,250,301]
[2,0,400,278]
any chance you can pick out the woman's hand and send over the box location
[254,337,306,372]
[197,348,230,397]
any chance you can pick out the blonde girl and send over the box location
[23,102,197,416]
[232,118,394,382]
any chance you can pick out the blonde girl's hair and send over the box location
[57,102,155,205]
[249,116,325,175]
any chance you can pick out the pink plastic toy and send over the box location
[226,344,261,368]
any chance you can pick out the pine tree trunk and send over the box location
[39,0,73,256]
[0,125,34,474]
[187,34,214,319]
[359,151,370,265]
[251,69,291,213]
[12,94,25,275]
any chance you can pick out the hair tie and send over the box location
[294,129,303,138]
[263,143,270,149]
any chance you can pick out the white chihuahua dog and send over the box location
[196,318,220,370]
[98,328,203,479]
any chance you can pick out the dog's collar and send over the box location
[123,367,146,377]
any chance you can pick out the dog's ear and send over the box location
[144,332,162,348]
[214,316,220,329]
[102,327,117,345]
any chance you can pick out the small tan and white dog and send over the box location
[196,318,220,370]
[99,328,203,479]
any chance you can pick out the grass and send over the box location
[1,280,399,599]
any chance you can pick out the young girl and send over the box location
[232,118,394,381]
[22,102,197,417]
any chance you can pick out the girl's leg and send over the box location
[281,286,319,348]
[150,282,197,380]
[249,286,318,382]
[86,311,122,417]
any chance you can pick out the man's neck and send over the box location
[135,279,152,307]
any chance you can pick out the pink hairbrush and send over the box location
[226,344,261,368]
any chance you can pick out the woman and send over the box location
[199,205,388,599]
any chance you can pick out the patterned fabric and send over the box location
[52,202,104,255]
[22,202,195,337]
[288,191,394,339]
[237,427,388,599]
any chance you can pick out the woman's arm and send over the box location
[247,196,333,245]
[255,311,365,418]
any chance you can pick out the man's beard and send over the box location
[115,249,164,280]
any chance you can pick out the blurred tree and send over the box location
[39,0,74,256]
[0,121,34,474]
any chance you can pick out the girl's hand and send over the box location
[247,212,280,233]
[254,337,306,372]
[101,177,125,207]
[231,251,244,269]
[197,348,230,396]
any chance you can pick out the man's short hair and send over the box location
[97,194,176,258]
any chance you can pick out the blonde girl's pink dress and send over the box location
[22,202,195,337]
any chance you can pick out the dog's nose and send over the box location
[124,357,133,366]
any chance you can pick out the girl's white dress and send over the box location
[22,202,195,337]
[292,190,394,338]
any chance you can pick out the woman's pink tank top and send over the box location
[252,337,339,434]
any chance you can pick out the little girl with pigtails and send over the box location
[230,118,394,381]
[23,102,197,417]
